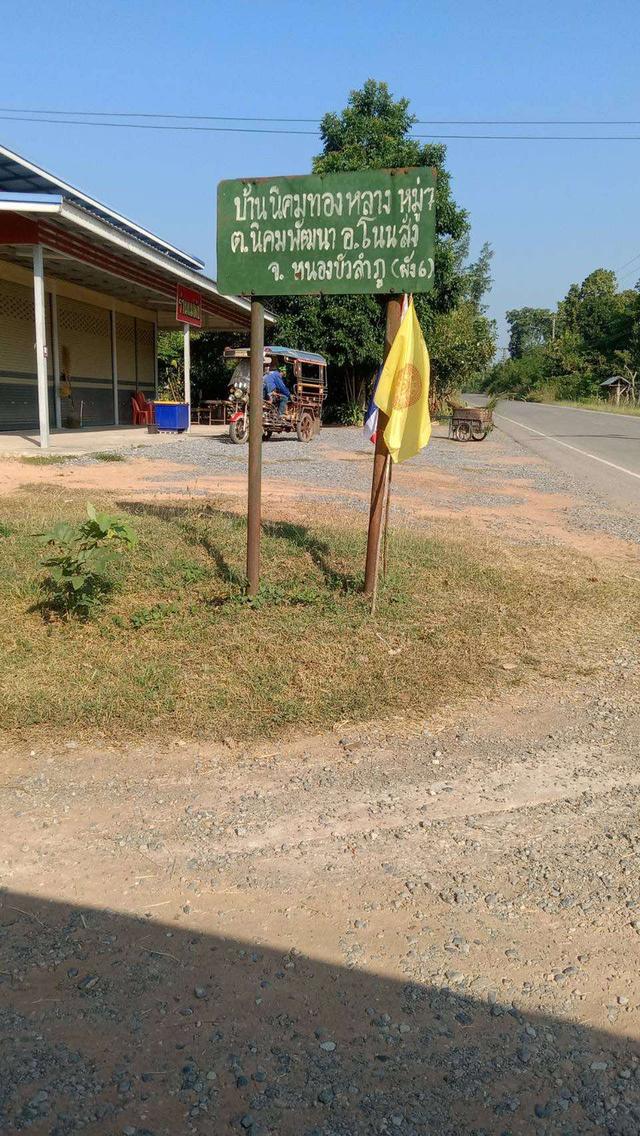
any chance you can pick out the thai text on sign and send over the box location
[216,168,436,297]
[176,284,203,327]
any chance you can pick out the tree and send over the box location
[157,329,246,403]
[506,307,553,358]
[485,265,640,403]
[267,80,495,410]
[429,303,496,395]
[463,242,494,310]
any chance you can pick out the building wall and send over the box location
[0,258,157,432]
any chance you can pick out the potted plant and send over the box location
[154,346,189,432]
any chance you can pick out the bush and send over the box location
[38,504,135,620]
[327,401,365,426]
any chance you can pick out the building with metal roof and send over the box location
[0,143,274,445]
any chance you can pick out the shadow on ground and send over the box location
[1,891,638,1135]
[120,501,362,593]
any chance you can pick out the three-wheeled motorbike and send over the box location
[224,346,327,444]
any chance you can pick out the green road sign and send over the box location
[216,168,436,297]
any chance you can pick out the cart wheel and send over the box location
[455,421,472,442]
[229,418,248,444]
[471,426,487,441]
[296,411,314,443]
[262,430,273,442]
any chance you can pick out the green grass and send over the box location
[93,452,125,462]
[524,388,640,417]
[551,398,640,417]
[19,454,72,466]
[0,485,637,743]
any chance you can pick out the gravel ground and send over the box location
[1,665,639,1135]
[75,425,640,546]
[2,426,639,1134]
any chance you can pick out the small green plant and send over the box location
[0,521,12,538]
[130,601,178,629]
[38,503,136,620]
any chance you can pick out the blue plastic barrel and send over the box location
[153,402,189,432]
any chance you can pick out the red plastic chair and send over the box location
[131,393,153,425]
[139,393,154,418]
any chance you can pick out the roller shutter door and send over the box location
[58,297,113,427]
[116,313,136,423]
[136,319,155,401]
[0,276,54,431]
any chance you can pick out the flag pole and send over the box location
[364,295,403,599]
[382,455,393,580]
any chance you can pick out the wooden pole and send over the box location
[363,296,403,597]
[246,298,264,594]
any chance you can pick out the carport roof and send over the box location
[0,142,202,269]
[0,143,275,330]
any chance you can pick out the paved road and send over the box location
[489,400,640,511]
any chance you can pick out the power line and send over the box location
[414,133,640,140]
[0,114,318,136]
[3,104,640,126]
[4,113,640,141]
[416,119,640,126]
[0,105,320,124]
[615,250,640,272]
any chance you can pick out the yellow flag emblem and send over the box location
[374,298,431,464]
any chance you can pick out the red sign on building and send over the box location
[176,283,203,327]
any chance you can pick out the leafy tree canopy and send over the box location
[506,307,553,358]
[485,266,640,404]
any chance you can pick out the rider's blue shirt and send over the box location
[263,370,290,398]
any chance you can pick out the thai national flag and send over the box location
[364,367,382,445]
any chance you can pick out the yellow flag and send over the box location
[374,298,431,463]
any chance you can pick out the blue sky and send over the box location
[1,0,639,345]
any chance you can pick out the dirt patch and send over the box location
[1,673,639,1133]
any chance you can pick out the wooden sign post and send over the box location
[246,300,264,594]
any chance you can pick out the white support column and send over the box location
[50,290,62,429]
[32,245,50,448]
[183,322,191,432]
[110,309,119,425]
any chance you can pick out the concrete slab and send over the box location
[0,423,226,458]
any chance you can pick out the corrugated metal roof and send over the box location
[224,346,327,365]
[601,375,628,386]
[266,346,327,365]
[0,143,203,270]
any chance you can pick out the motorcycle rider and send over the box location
[262,358,291,418]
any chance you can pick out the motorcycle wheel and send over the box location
[296,411,314,443]
[229,418,248,444]
[262,430,273,441]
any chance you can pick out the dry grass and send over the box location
[0,484,637,744]
[534,396,640,418]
